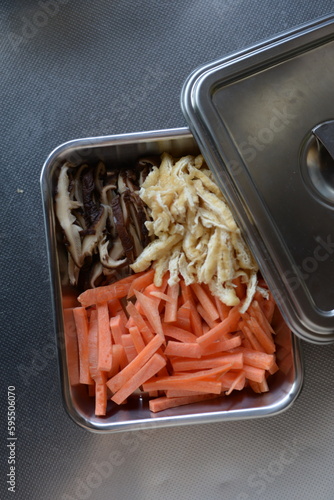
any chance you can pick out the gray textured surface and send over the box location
[1,1,334,499]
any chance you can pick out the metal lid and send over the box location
[181,16,334,343]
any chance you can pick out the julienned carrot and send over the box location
[214,296,231,321]
[164,283,179,323]
[123,345,137,363]
[143,378,222,395]
[149,394,219,412]
[249,301,275,336]
[246,316,276,354]
[97,302,112,372]
[126,302,154,343]
[199,335,242,356]
[182,299,202,337]
[149,291,172,303]
[109,315,126,345]
[243,365,266,383]
[108,344,124,378]
[190,283,220,322]
[225,371,246,395]
[107,334,164,394]
[88,310,104,384]
[129,326,146,353]
[180,279,192,304]
[144,364,233,389]
[239,320,264,352]
[95,373,108,416]
[196,304,219,329]
[233,348,275,370]
[73,307,93,385]
[164,341,201,359]
[134,290,164,339]
[63,308,80,386]
[173,305,192,331]
[165,389,208,397]
[196,306,241,347]
[111,353,167,404]
[127,268,155,298]
[78,273,144,307]
[220,371,245,392]
[162,324,198,343]
[73,271,283,415]
[171,353,243,372]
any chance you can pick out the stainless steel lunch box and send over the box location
[40,128,303,433]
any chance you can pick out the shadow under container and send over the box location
[40,127,304,433]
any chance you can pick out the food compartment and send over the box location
[41,128,303,432]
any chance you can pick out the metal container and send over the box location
[40,128,303,433]
[181,15,334,343]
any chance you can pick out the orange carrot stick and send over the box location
[134,290,164,339]
[164,341,202,359]
[182,299,203,337]
[214,296,231,321]
[243,365,266,383]
[145,365,233,389]
[225,371,246,395]
[109,314,126,345]
[219,371,245,392]
[88,309,104,384]
[190,283,220,322]
[164,283,179,323]
[196,304,219,329]
[239,320,264,352]
[127,268,155,298]
[97,302,112,372]
[246,316,276,354]
[129,326,146,353]
[107,344,124,378]
[73,307,93,385]
[95,373,108,416]
[233,348,275,370]
[123,345,138,363]
[78,273,143,307]
[107,334,164,394]
[249,301,275,336]
[149,394,219,412]
[111,353,166,405]
[63,308,80,386]
[197,306,240,347]
[171,353,243,371]
[162,324,197,343]
[142,378,222,395]
[126,301,154,343]
[199,335,242,356]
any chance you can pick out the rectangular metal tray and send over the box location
[40,128,303,433]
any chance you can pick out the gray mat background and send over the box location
[1,1,334,499]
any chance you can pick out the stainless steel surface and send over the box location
[40,128,303,433]
[181,16,334,343]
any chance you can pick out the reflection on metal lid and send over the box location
[181,16,334,343]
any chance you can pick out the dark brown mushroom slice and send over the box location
[98,234,127,269]
[111,194,135,263]
[73,163,90,204]
[81,204,109,260]
[135,156,160,185]
[94,161,106,196]
[55,163,83,268]
[81,168,104,230]
[129,191,151,248]
[117,170,128,194]
[124,169,139,191]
